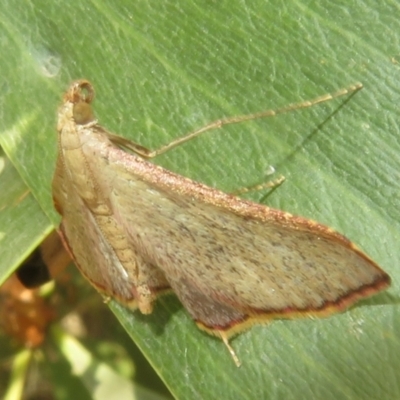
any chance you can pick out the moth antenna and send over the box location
[140,83,363,158]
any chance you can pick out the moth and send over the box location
[53,80,390,366]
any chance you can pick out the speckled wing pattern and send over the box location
[53,80,390,340]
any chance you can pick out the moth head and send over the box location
[67,80,96,125]
[73,101,95,125]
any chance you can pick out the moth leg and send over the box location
[167,277,249,365]
[122,83,362,158]
[231,175,285,196]
[219,331,242,367]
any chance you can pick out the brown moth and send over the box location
[53,80,390,366]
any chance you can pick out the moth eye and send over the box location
[73,101,95,125]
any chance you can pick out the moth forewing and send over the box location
[53,80,391,366]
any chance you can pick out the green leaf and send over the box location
[1,1,398,399]
[0,150,51,285]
